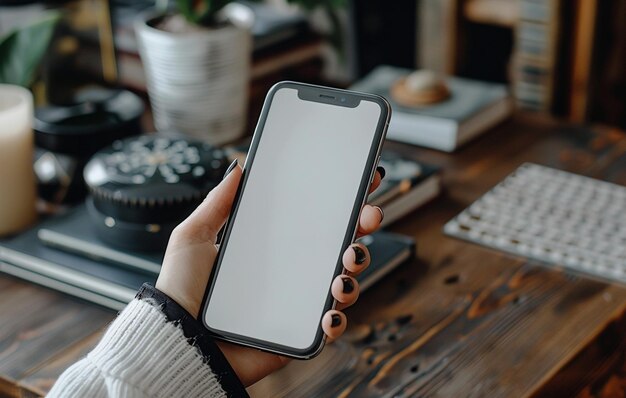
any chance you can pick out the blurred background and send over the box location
[2,0,625,131]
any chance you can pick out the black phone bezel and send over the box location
[199,81,391,359]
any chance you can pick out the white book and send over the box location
[351,65,513,152]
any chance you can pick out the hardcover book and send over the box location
[350,65,513,152]
[369,151,441,228]
[0,219,152,310]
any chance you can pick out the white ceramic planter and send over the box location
[135,13,251,145]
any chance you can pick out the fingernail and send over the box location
[352,246,366,265]
[376,206,384,222]
[376,166,386,180]
[342,277,354,294]
[331,314,342,328]
[223,159,238,179]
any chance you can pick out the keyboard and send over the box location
[444,163,626,284]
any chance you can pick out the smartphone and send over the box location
[200,81,390,359]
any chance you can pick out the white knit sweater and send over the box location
[48,299,228,397]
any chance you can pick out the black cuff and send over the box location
[136,283,249,398]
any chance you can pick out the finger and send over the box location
[368,166,385,194]
[342,243,370,275]
[175,160,242,243]
[357,204,384,236]
[321,310,347,342]
[331,275,359,310]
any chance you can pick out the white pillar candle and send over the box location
[0,85,37,236]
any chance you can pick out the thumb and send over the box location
[175,161,242,243]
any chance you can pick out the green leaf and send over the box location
[0,11,61,87]
[176,0,234,26]
[176,0,201,24]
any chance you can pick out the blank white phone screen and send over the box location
[204,87,383,350]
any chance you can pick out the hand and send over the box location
[156,163,384,386]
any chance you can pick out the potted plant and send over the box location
[135,0,252,145]
[0,11,60,87]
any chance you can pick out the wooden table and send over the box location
[2,113,626,397]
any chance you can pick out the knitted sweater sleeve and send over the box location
[48,284,249,398]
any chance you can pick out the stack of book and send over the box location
[0,206,416,310]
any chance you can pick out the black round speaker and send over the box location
[35,89,144,156]
[34,88,144,205]
[83,134,229,251]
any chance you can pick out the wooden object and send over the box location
[0,85,37,237]
[586,0,626,131]
[2,113,626,397]
[390,74,450,107]
[417,0,458,75]
[568,0,597,123]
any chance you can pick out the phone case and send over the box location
[200,81,391,359]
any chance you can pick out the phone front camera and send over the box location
[340,97,347,103]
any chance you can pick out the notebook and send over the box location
[0,221,152,310]
[37,206,163,275]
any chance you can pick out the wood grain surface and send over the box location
[2,113,626,397]
[0,278,113,397]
